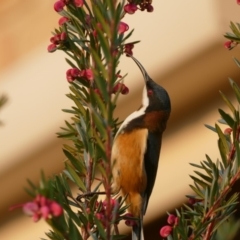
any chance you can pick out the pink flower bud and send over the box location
[110,198,119,208]
[71,68,81,77]
[174,217,179,226]
[224,128,233,135]
[84,69,94,81]
[167,214,179,226]
[92,23,102,37]
[103,198,119,210]
[124,3,138,14]
[54,1,65,12]
[159,225,172,238]
[112,83,122,93]
[146,4,154,12]
[124,213,137,227]
[224,40,238,50]
[85,14,91,25]
[188,197,202,205]
[167,214,176,225]
[58,16,69,25]
[118,22,129,34]
[112,83,129,95]
[66,68,82,82]
[60,32,67,41]
[125,219,136,226]
[50,34,61,44]
[116,74,122,78]
[95,213,103,220]
[112,49,119,57]
[50,201,63,217]
[224,40,232,49]
[74,0,84,7]
[47,44,57,53]
[124,43,134,56]
[121,85,129,95]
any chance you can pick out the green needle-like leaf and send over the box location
[229,78,240,104]
[93,216,107,239]
[218,109,235,128]
[219,91,235,113]
[65,163,86,191]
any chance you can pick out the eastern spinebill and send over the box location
[111,56,171,240]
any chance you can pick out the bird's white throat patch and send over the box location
[115,86,149,136]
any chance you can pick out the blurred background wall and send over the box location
[0,0,240,239]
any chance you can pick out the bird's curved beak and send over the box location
[129,55,150,83]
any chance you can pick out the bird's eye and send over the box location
[147,89,153,96]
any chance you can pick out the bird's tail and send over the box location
[132,217,144,240]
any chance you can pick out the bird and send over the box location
[111,56,171,240]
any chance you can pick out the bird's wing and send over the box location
[142,131,162,215]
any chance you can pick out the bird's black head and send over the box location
[130,56,171,112]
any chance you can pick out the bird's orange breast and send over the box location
[111,128,148,216]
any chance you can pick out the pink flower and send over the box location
[58,17,69,25]
[118,22,129,34]
[54,0,65,12]
[237,0,240,5]
[23,202,39,216]
[74,0,84,7]
[19,195,63,222]
[47,43,57,52]
[40,206,50,220]
[124,3,138,14]
[159,225,173,238]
